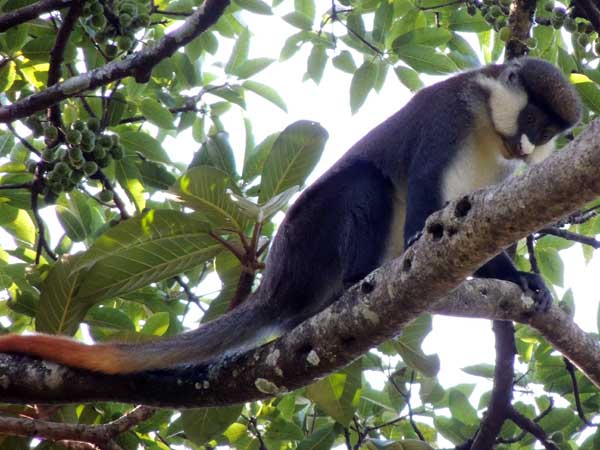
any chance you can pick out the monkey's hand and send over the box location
[517,271,553,311]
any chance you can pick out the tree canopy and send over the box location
[0,0,600,449]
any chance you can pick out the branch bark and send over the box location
[0,0,229,123]
[0,0,72,32]
[0,119,599,406]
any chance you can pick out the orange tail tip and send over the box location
[0,334,128,374]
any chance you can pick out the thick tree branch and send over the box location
[0,0,72,32]
[505,0,536,59]
[0,0,229,123]
[0,120,599,406]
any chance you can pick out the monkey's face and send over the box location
[500,101,564,160]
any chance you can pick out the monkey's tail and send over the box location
[0,297,278,374]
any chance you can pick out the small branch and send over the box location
[508,408,559,450]
[6,123,41,156]
[563,358,600,427]
[95,171,130,219]
[538,227,600,248]
[47,0,83,129]
[0,182,33,190]
[31,181,58,263]
[0,0,230,123]
[0,0,72,32]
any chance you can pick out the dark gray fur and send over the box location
[115,58,581,372]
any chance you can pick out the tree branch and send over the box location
[0,0,230,123]
[0,406,155,448]
[0,119,599,406]
[0,0,72,32]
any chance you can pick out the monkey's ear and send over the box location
[500,63,522,87]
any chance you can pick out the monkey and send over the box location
[0,57,581,374]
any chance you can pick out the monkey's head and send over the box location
[479,57,581,163]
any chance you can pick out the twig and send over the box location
[508,408,559,450]
[526,235,540,273]
[563,358,600,426]
[537,227,600,248]
[31,181,58,263]
[6,123,41,156]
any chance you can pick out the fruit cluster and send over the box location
[33,118,123,203]
[84,0,151,56]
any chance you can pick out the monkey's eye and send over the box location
[526,113,535,125]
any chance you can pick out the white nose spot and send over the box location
[520,134,535,155]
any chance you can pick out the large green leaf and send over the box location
[70,210,221,303]
[36,254,89,335]
[259,121,328,202]
[181,405,243,445]
[0,204,35,244]
[55,190,100,243]
[392,28,452,48]
[350,61,377,114]
[190,132,237,176]
[394,45,458,75]
[173,166,249,231]
[225,27,250,74]
[306,362,362,426]
[243,80,287,112]
[139,98,176,129]
[119,130,170,163]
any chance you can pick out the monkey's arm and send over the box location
[474,252,552,310]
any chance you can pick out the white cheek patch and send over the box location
[520,134,535,155]
[476,76,528,136]
[526,138,556,165]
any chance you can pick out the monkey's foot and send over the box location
[518,272,553,311]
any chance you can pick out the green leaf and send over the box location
[36,254,89,335]
[71,210,222,303]
[448,8,490,32]
[243,80,287,111]
[265,417,304,441]
[55,191,97,243]
[0,61,16,93]
[115,158,146,212]
[210,85,246,109]
[332,50,357,73]
[191,132,237,176]
[0,204,35,244]
[173,166,248,231]
[306,362,362,425]
[307,45,327,83]
[141,311,170,336]
[181,405,243,445]
[462,363,495,378]
[394,45,458,75]
[105,92,127,126]
[233,0,272,15]
[137,160,177,190]
[0,134,15,157]
[295,0,315,21]
[282,11,313,30]
[233,58,275,79]
[394,66,423,92]
[243,132,279,181]
[259,120,327,203]
[139,98,176,129]
[570,73,600,114]
[448,389,479,426]
[85,306,136,331]
[225,27,250,74]
[119,130,170,163]
[392,28,452,48]
[297,425,339,450]
[536,248,564,287]
[350,61,377,114]
[447,34,480,68]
